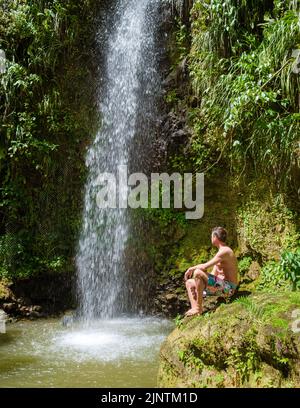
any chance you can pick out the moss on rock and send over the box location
[158,292,300,388]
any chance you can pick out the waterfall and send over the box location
[76,0,162,322]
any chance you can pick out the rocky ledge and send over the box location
[0,272,76,319]
[158,292,300,388]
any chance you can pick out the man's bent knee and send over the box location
[194,269,207,282]
[186,279,195,288]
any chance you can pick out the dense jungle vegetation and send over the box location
[154,0,300,294]
[0,0,99,279]
[0,0,299,294]
[185,0,299,187]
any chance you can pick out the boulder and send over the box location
[165,293,178,302]
[31,305,42,312]
[246,261,261,281]
[158,292,300,388]
[2,303,16,313]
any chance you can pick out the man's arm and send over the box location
[184,251,223,281]
[211,265,218,276]
[199,253,223,271]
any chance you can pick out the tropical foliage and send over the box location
[0,0,99,278]
[188,0,300,187]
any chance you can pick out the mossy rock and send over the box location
[0,281,11,301]
[236,195,299,261]
[158,292,300,388]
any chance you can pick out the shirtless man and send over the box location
[184,227,239,317]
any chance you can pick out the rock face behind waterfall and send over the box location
[158,292,300,388]
[0,273,75,318]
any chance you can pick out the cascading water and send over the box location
[0,1,175,388]
[76,0,162,322]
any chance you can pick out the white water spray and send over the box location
[76,0,162,321]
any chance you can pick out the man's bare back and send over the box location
[212,246,238,285]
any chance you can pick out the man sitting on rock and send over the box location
[184,227,239,317]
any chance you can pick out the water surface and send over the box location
[0,317,173,388]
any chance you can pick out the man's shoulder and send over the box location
[219,246,233,254]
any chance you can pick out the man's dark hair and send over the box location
[212,227,227,243]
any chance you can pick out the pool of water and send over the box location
[0,316,173,388]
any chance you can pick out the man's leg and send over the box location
[185,279,198,311]
[185,268,208,316]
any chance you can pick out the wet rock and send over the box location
[22,297,32,306]
[31,305,42,313]
[171,128,189,145]
[165,293,178,302]
[2,303,16,313]
[4,271,76,317]
[162,58,188,90]
[1,270,75,320]
[29,311,44,319]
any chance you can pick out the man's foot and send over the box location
[184,307,202,317]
